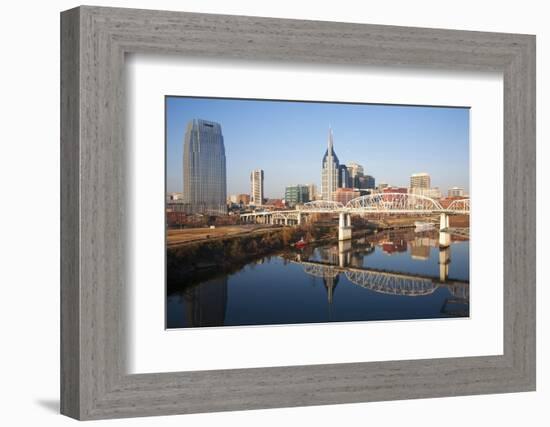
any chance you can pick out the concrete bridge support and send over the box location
[439,212,451,248]
[338,212,352,241]
[439,212,450,230]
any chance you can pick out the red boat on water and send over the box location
[293,237,307,249]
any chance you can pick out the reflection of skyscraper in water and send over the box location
[317,245,340,265]
[323,274,339,305]
[183,277,228,327]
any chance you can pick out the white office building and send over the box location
[250,169,264,206]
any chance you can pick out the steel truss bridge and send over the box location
[241,194,470,224]
[291,259,469,300]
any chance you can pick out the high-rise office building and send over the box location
[285,184,310,207]
[338,164,350,188]
[321,128,340,201]
[410,173,441,199]
[182,119,227,215]
[347,162,364,187]
[410,172,431,190]
[347,162,364,177]
[307,183,317,201]
[357,174,376,189]
[250,169,264,206]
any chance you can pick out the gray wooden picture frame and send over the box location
[60,5,536,420]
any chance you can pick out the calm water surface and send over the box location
[167,230,469,328]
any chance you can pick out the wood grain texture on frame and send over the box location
[60,5,536,420]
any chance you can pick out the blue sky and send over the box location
[166,96,469,198]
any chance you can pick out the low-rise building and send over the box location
[264,198,286,209]
[167,192,183,202]
[448,186,465,197]
[334,188,360,205]
[236,194,250,205]
[411,187,442,199]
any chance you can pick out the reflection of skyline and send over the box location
[167,235,469,327]
[410,236,437,260]
[381,239,407,255]
[296,231,468,308]
[167,229,469,328]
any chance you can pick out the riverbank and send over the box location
[167,224,280,247]
[167,224,336,289]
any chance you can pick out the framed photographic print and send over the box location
[61,5,536,420]
[164,97,471,329]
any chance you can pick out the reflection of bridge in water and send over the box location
[288,235,468,316]
[292,258,468,301]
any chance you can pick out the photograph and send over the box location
[165,97,471,329]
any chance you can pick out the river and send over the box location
[167,229,469,328]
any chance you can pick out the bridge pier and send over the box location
[338,212,351,241]
[338,212,352,241]
[439,212,451,247]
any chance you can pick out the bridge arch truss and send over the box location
[299,200,344,213]
[345,192,443,214]
[446,198,470,214]
[344,270,439,296]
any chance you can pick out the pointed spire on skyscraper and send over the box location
[322,126,339,201]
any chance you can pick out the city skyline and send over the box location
[166,96,470,198]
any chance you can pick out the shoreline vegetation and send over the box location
[167,224,338,291]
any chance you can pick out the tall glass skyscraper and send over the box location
[321,128,339,201]
[183,119,227,215]
[338,164,350,188]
